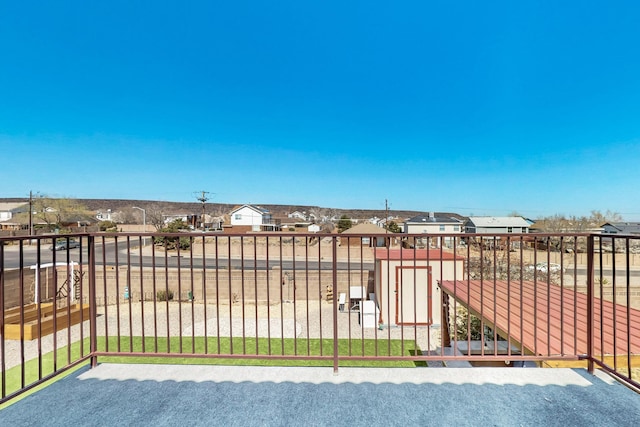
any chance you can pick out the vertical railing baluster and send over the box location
[88,235,98,368]
[587,234,595,373]
[332,235,338,373]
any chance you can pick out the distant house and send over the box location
[601,222,640,235]
[0,204,26,231]
[229,205,280,232]
[163,213,191,224]
[404,213,463,248]
[465,216,530,234]
[96,210,113,221]
[340,223,393,247]
[374,217,402,230]
[529,219,603,234]
[287,211,307,220]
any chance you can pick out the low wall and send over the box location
[1,269,58,309]
[83,267,375,306]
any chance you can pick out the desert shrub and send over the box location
[154,219,191,250]
[98,221,118,232]
[156,290,174,301]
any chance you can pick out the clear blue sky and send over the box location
[1,1,639,219]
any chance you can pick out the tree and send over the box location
[116,207,138,224]
[589,210,622,226]
[337,215,353,233]
[31,196,93,231]
[385,221,402,233]
[154,219,191,250]
[146,204,168,231]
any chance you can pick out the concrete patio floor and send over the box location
[1,364,640,426]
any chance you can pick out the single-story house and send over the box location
[340,223,394,247]
[601,222,640,235]
[465,216,530,234]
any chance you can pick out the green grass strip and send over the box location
[1,336,426,406]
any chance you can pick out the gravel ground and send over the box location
[2,300,442,370]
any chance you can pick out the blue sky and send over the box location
[1,1,639,219]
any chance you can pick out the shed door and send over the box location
[395,266,431,325]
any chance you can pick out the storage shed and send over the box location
[374,248,464,327]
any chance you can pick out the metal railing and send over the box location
[1,231,639,403]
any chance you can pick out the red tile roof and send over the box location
[440,279,640,357]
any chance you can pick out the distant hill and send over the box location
[0,197,462,222]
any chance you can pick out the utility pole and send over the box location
[29,190,33,240]
[385,199,389,234]
[195,191,210,229]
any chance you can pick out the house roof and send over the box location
[602,222,640,234]
[340,223,388,234]
[466,216,530,228]
[406,214,462,224]
[440,279,640,357]
[375,248,463,261]
[0,202,28,212]
[229,204,270,215]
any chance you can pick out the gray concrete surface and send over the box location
[1,364,640,426]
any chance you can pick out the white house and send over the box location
[404,213,464,248]
[465,216,530,234]
[287,211,307,220]
[0,202,28,223]
[229,205,279,231]
[96,210,113,221]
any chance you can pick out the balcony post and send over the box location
[586,234,595,373]
[332,236,339,374]
[88,234,98,368]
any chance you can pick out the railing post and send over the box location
[586,234,594,373]
[332,236,339,374]
[88,234,98,368]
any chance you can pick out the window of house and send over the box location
[235,214,242,220]
[439,225,445,231]
[454,226,460,231]
[507,227,513,233]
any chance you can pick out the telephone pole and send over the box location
[195,191,210,229]
[385,199,389,233]
[29,190,33,237]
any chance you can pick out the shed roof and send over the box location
[375,248,462,261]
[440,279,640,357]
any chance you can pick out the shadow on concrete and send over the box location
[1,364,639,426]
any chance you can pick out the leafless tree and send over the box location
[32,196,93,230]
[146,204,167,231]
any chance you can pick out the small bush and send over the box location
[98,221,119,232]
[156,290,174,301]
